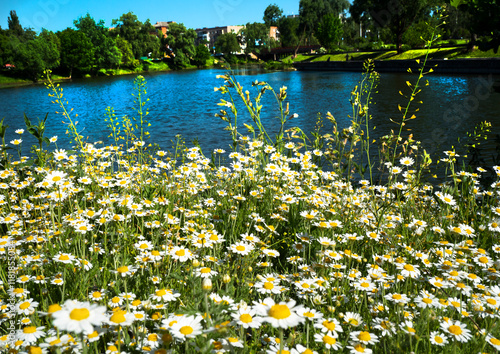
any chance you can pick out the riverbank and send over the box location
[294,57,500,74]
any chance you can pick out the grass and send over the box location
[290,46,500,62]
[0,57,499,353]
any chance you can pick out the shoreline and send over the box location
[293,58,500,75]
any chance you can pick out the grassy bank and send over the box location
[291,46,500,63]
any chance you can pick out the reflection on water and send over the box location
[1,67,499,173]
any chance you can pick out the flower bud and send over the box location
[192,259,201,267]
[222,274,231,284]
[202,278,212,292]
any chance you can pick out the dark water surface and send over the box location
[1,66,500,166]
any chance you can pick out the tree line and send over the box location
[0,11,211,81]
[1,0,498,81]
[213,0,498,61]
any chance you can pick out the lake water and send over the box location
[1,66,500,168]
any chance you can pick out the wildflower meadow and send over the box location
[1,24,500,353]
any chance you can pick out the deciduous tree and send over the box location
[263,4,284,27]
[316,13,343,50]
[350,0,429,53]
[241,22,269,55]
[57,28,94,77]
[164,23,196,68]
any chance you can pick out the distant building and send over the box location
[154,21,175,38]
[269,26,279,41]
[195,25,244,52]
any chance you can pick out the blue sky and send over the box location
[0,0,300,33]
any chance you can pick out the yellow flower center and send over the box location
[393,294,402,300]
[358,331,371,341]
[179,326,193,335]
[69,308,90,321]
[175,249,185,256]
[23,326,37,333]
[323,320,336,331]
[479,257,489,264]
[59,255,70,261]
[263,282,274,290]
[156,289,167,296]
[200,267,211,274]
[404,264,414,271]
[268,304,291,319]
[117,266,129,273]
[236,245,245,252]
[448,325,463,335]
[490,338,500,345]
[110,310,127,324]
[354,344,365,352]
[323,335,336,345]
[240,314,253,323]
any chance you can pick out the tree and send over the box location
[74,14,121,71]
[453,0,500,52]
[278,16,300,47]
[193,43,211,67]
[38,29,60,69]
[241,22,269,55]
[263,4,284,27]
[164,23,196,68]
[215,32,241,60]
[299,0,350,41]
[7,10,23,37]
[111,12,161,59]
[350,0,429,53]
[316,13,343,50]
[57,28,94,77]
[403,20,434,48]
[115,36,137,68]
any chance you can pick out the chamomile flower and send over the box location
[16,325,45,344]
[350,330,379,345]
[429,331,449,346]
[52,300,107,334]
[314,332,342,350]
[170,315,204,341]
[440,319,472,342]
[257,297,305,329]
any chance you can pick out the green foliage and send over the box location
[316,13,343,51]
[193,43,211,67]
[115,36,138,69]
[0,117,10,167]
[24,113,50,166]
[7,10,23,37]
[111,12,161,59]
[13,34,60,81]
[278,16,300,47]
[241,22,269,55]
[57,28,94,77]
[350,0,430,53]
[263,4,284,27]
[74,14,121,70]
[214,32,241,56]
[403,20,434,48]
[299,0,350,42]
[165,23,197,69]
